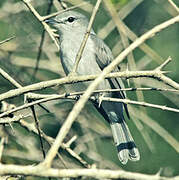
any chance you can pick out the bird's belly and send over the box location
[60,38,111,92]
[61,55,111,93]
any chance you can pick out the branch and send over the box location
[19,119,90,168]
[42,2,88,20]
[167,0,179,13]
[98,0,165,64]
[0,68,21,88]
[71,0,102,73]
[1,84,178,118]
[22,0,90,50]
[0,138,5,163]
[1,69,179,102]
[0,36,15,45]
[25,87,179,96]
[42,15,179,167]
[22,0,59,49]
[155,56,172,71]
[31,0,54,80]
[0,114,30,124]
[0,164,178,180]
[100,97,179,113]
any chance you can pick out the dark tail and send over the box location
[93,99,140,164]
[109,112,140,164]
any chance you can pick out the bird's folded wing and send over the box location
[90,33,130,119]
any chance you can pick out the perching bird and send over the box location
[46,10,140,164]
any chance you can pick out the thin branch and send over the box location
[168,0,179,13]
[26,87,179,98]
[0,67,51,113]
[0,36,15,46]
[22,0,59,49]
[42,2,88,20]
[1,84,178,118]
[65,135,77,147]
[98,0,165,64]
[0,99,88,168]
[42,15,179,167]
[0,164,178,179]
[0,137,5,163]
[18,119,67,169]
[0,114,30,124]
[0,68,48,160]
[71,0,102,73]
[155,56,172,71]
[19,119,90,168]
[1,69,179,102]
[100,97,179,113]
[31,0,54,81]
[0,96,62,118]
[56,0,67,9]
[0,67,21,88]
[0,66,47,165]
[30,104,46,159]
[22,0,89,50]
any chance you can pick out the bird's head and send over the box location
[45,11,90,35]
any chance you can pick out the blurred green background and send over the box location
[0,0,179,179]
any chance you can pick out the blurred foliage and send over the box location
[111,0,131,7]
[0,0,179,179]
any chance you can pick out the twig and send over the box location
[0,36,15,45]
[0,66,47,165]
[1,69,179,102]
[65,135,77,147]
[39,131,68,169]
[71,0,102,73]
[18,119,68,169]
[168,0,179,13]
[57,0,67,9]
[31,0,54,81]
[0,67,21,88]
[0,164,178,179]
[0,114,30,124]
[0,55,178,105]
[42,2,88,20]
[22,0,59,49]
[30,104,46,159]
[0,137,5,162]
[100,97,179,113]
[0,67,51,114]
[26,86,178,100]
[42,15,179,167]
[0,94,75,118]
[22,0,89,50]
[19,119,90,168]
[155,56,172,71]
[98,0,164,64]
[1,84,178,118]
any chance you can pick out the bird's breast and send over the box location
[59,35,111,91]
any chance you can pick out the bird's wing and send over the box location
[90,33,130,118]
[90,33,113,69]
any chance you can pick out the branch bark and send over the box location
[0,164,178,180]
[0,70,178,102]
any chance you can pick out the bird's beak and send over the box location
[44,18,57,24]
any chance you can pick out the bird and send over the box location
[45,10,140,164]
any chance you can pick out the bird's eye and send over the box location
[67,17,75,23]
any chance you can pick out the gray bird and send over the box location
[46,10,140,164]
